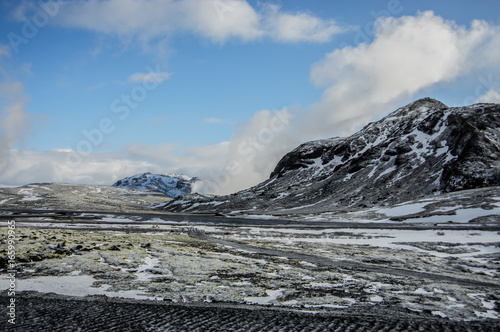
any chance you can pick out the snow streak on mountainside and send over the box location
[163,98,500,213]
[113,172,204,198]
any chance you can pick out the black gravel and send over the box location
[2,293,500,331]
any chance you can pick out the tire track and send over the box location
[3,294,499,331]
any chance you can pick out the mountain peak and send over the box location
[407,97,447,110]
[389,97,448,119]
[113,172,201,198]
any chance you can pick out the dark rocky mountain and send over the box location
[112,172,204,198]
[162,98,500,214]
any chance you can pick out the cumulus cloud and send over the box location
[262,4,345,43]
[477,88,500,103]
[203,108,297,193]
[14,0,343,45]
[306,11,500,138]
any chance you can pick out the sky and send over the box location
[0,0,499,194]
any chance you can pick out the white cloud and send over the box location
[14,0,343,45]
[263,4,344,43]
[477,88,500,103]
[205,108,298,193]
[180,0,264,43]
[306,11,500,138]
[0,81,32,175]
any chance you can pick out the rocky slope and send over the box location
[113,172,203,198]
[162,98,500,214]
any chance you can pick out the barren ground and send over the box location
[1,211,499,329]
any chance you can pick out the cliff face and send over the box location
[163,98,500,213]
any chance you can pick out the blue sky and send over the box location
[1,0,499,192]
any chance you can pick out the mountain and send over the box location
[112,172,204,198]
[162,98,500,214]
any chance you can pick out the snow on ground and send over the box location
[376,202,430,217]
[244,289,286,305]
[0,274,162,301]
[0,275,108,297]
[377,204,500,223]
[0,198,13,205]
[17,188,43,201]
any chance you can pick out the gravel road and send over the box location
[3,209,500,230]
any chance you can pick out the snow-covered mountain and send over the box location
[112,172,204,198]
[163,98,500,213]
